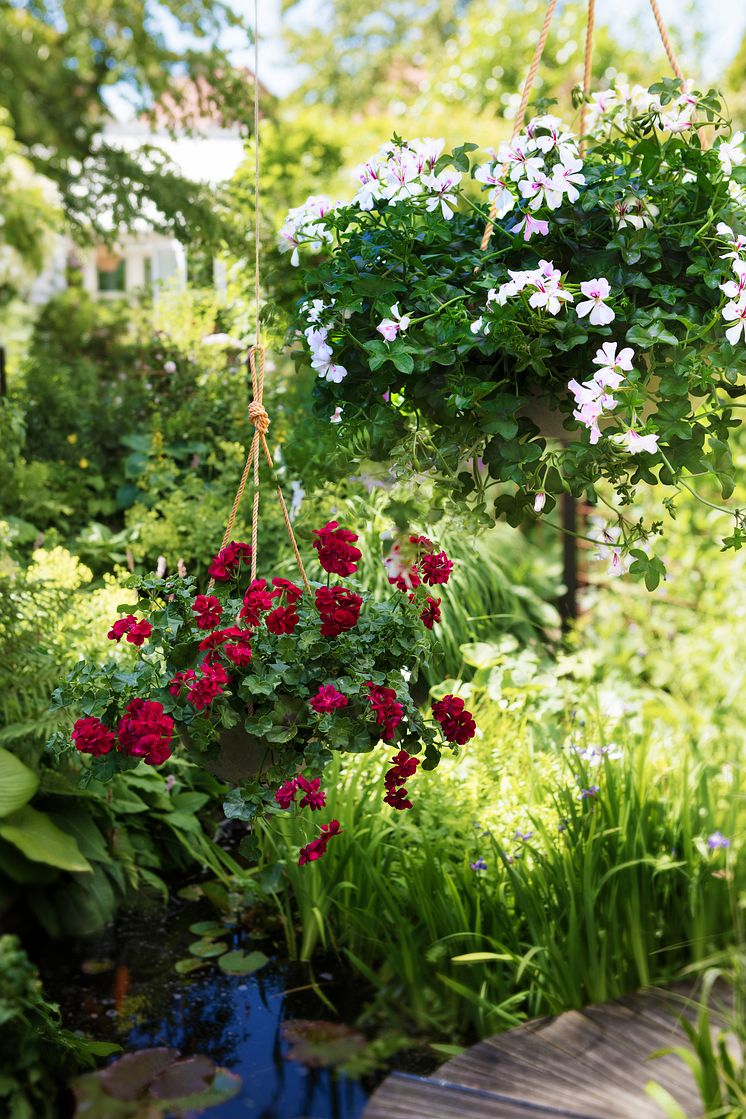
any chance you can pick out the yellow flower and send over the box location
[66,433,78,444]
[79,458,89,469]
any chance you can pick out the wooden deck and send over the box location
[363,986,720,1118]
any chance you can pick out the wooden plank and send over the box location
[364,988,714,1119]
[363,1072,601,1119]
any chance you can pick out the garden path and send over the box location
[363,985,722,1118]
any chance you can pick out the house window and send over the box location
[96,247,126,293]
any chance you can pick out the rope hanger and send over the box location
[480,0,687,249]
[209,0,312,597]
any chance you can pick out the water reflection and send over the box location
[41,901,375,1119]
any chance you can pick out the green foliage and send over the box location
[0,110,59,306]
[0,934,118,1119]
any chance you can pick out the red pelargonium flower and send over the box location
[432,694,477,745]
[107,615,153,646]
[365,682,404,741]
[298,818,342,866]
[266,604,300,635]
[420,596,442,630]
[108,615,135,641]
[275,778,299,810]
[72,716,116,757]
[186,660,230,711]
[271,577,303,605]
[310,684,348,714]
[192,594,223,631]
[409,534,435,553]
[297,775,326,811]
[117,698,174,766]
[420,550,453,586]
[208,541,252,582]
[312,520,362,577]
[315,586,363,637]
[169,668,197,696]
[221,627,253,667]
[383,747,420,809]
[240,578,275,626]
[383,786,413,810]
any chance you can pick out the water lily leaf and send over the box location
[174,957,210,975]
[149,1055,214,1100]
[189,939,226,958]
[189,921,227,937]
[99,1047,180,1100]
[0,747,39,817]
[282,1020,367,1067]
[217,949,268,975]
[176,884,203,900]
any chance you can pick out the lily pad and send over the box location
[217,949,268,975]
[281,1020,367,1068]
[174,957,210,975]
[99,1047,179,1101]
[176,884,203,901]
[189,921,227,937]
[73,1047,242,1116]
[188,939,227,958]
[148,1055,214,1100]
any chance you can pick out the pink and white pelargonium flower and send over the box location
[511,213,550,240]
[720,259,746,302]
[718,132,745,177]
[421,170,462,219]
[376,303,411,343]
[613,428,660,454]
[519,171,562,211]
[716,222,746,260]
[592,342,634,390]
[722,297,746,344]
[474,160,515,217]
[551,154,585,203]
[279,196,339,266]
[497,137,543,183]
[576,278,615,326]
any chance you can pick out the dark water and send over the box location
[38,898,415,1119]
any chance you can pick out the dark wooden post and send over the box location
[0,346,6,398]
[559,491,578,629]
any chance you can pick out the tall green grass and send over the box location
[254,693,744,1041]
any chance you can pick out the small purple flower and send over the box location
[707,831,730,850]
[164,774,176,793]
[558,818,568,833]
[580,785,600,799]
[514,830,533,843]
[470,857,487,872]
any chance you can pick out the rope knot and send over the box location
[248,400,270,434]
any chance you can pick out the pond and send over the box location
[37,895,436,1118]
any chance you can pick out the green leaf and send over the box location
[175,957,211,975]
[0,747,39,817]
[217,949,269,975]
[0,806,92,872]
[451,952,513,963]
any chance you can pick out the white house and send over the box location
[30,80,250,302]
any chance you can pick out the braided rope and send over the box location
[578,0,596,155]
[481,0,558,251]
[647,0,684,80]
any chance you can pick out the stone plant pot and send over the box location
[187,725,284,784]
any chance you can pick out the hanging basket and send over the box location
[282,0,746,567]
[183,724,285,783]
